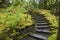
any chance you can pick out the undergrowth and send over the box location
[0,0,34,40]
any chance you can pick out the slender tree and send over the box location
[57,1,60,40]
[44,0,47,9]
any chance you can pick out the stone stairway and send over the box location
[22,14,52,40]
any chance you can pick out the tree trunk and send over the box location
[57,2,60,40]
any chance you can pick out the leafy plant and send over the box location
[0,0,34,40]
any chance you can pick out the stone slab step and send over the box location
[36,29,50,33]
[37,24,48,26]
[36,23,47,24]
[36,26,50,29]
[37,26,49,28]
[36,20,46,22]
[31,34,47,40]
[36,19,45,21]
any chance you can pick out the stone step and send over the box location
[36,20,46,22]
[35,32,51,36]
[36,23,47,24]
[35,17,44,19]
[36,19,45,21]
[31,34,47,40]
[36,22,47,24]
[37,27,57,31]
[35,31,51,35]
[36,18,44,20]
[36,26,49,28]
[36,21,46,23]
[36,29,50,33]
[36,26,50,29]
[36,23,48,26]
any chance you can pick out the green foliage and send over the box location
[38,0,59,9]
[0,0,34,40]
[48,29,58,40]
